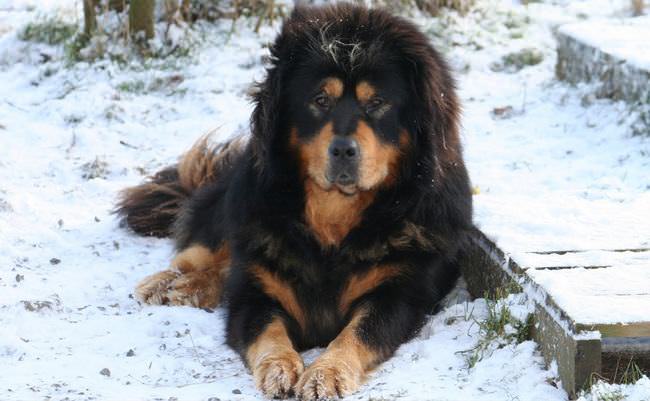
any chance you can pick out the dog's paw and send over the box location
[295,358,363,400]
[253,352,304,399]
[134,268,220,308]
[135,269,181,305]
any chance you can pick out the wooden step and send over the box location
[459,228,650,399]
[556,17,650,104]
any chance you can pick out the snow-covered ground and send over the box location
[0,1,648,400]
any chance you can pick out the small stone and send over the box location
[0,198,12,212]
[207,398,221,401]
[491,105,515,120]
[126,349,135,357]
[15,274,24,282]
[99,368,111,377]
[21,300,53,312]
[232,389,241,394]
[49,258,61,265]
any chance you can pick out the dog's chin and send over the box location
[335,183,359,196]
[311,176,360,196]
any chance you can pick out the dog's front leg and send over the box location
[245,316,304,399]
[295,294,426,400]
[227,264,306,399]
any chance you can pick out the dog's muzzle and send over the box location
[326,136,360,191]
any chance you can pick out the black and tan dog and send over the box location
[116,3,472,399]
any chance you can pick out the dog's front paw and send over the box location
[253,352,304,399]
[295,358,363,400]
[134,268,221,308]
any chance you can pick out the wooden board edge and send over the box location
[577,323,650,339]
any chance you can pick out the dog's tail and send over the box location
[115,135,246,238]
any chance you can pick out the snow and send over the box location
[0,0,649,400]
[453,1,650,328]
[528,265,650,324]
[579,377,650,401]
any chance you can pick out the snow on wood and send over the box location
[529,265,650,325]
[556,17,650,104]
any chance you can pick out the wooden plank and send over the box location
[527,267,650,327]
[531,265,610,271]
[532,303,601,398]
[513,249,650,272]
[459,229,603,398]
[578,323,650,338]
[457,230,521,299]
[460,228,650,396]
[528,248,650,255]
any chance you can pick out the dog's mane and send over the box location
[247,3,471,239]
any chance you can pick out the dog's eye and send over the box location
[313,93,330,109]
[367,97,385,110]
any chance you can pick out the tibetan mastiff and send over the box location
[116,3,472,400]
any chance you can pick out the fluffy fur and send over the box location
[116,3,472,400]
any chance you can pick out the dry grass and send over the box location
[368,0,475,15]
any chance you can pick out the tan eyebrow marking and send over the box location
[355,81,376,103]
[323,77,344,99]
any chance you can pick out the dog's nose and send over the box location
[328,137,359,160]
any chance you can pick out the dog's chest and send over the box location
[303,181,376,247]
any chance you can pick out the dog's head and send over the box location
[251,3,461,194]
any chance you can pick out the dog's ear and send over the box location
[412,52,460,167]
[250,6,308,177]
[392,19,471,227]
[250,63,282,175]
[392,21,461,176]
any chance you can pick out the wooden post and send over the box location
[83,0,99,36]
[129,0,156,40]
[181,0,191,22]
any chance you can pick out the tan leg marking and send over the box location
[295,311,378,400]
[247,317,304,399]
[339,265,403,315]
[250,265,306,331]
[135,244,230,308]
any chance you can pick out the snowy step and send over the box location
[460,229,650,398]
[556,16,650,104]
[523,250,650,335]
